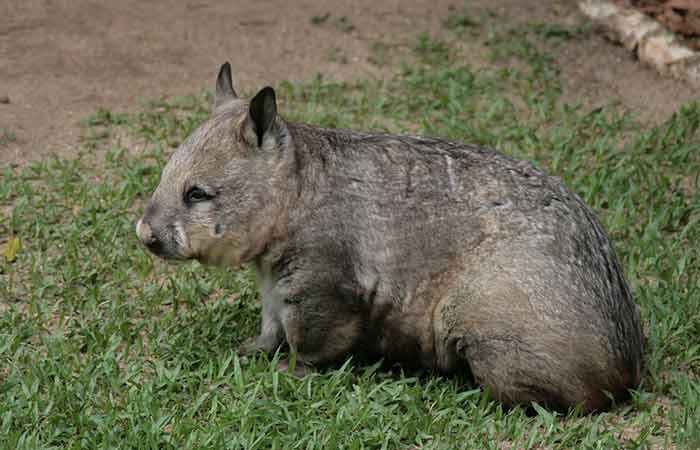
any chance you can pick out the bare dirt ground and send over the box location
[0,0,697,168]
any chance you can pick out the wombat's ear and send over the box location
[214,62,238,107]
[247,86,277,148]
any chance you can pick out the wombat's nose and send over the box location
[136,217,158,248]
[136,218,152,243]
[136,218,165,255]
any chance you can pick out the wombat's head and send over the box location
[136,63,292,267]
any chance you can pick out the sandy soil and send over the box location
[0,0,697,168]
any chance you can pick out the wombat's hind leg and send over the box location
[456,335,573,412]
[436,281,614,412]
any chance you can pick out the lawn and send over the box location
[1,13,699,450]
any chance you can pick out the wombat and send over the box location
[136,62,644,412]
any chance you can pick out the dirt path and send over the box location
[0,0,696,167]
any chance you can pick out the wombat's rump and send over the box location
[137,63,644,412]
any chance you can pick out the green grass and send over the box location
[2,13,700,450]
[310,13,355,33]
[0,128,17,146]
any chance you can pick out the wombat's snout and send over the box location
[136,217,164,255]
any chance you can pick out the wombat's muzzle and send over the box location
[136,218,165,256]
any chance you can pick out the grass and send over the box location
[310,13,355,33]
[368,41,393,67]
[2,10,700,450]
[0,128,17,146]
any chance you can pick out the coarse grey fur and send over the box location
[136,63,644,412]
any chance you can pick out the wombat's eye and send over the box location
[184,186,214,205]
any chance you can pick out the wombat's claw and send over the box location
[278,357,312,378]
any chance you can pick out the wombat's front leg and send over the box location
[238,296,285,356]
[238,331,282,356]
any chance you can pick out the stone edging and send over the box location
[578,0,700,88]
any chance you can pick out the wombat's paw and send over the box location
[237,336,266,356]
[278,357,314,378]
[238,333,282,356]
